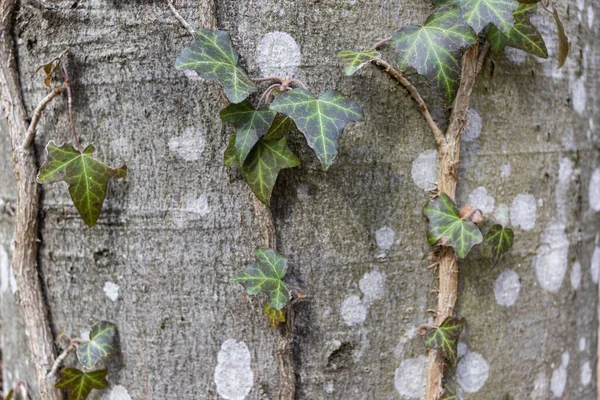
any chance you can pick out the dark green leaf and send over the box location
[489,4,548,58]
[270,88,363,170]
[224,134,238,167]
[37,142,127,227]
[391,5,477,104]
[553,9,569,68]
[175,28,256,103]
[55,368,109,400]
[424,316,465,365]
[264,114,297,140]
[264,302,286,328]
[231,248,290,310]
[446,0,520,34]
[483,224,514,263]
[220,101,277,164]
[76,321,117,369]
[240,137,300,205]
[424,194,483,258]
[336,50,381,76]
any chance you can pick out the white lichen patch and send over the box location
[456,352,490,393]
[359,271,385,303]
[296,183,310,200]
[550,352,569,397]
[570,261,582,290]
[500,162,511,179]
[187,194,210,217]
[530,371,549,399]
[588,5,595,29]
[572,77,587,116]
[411,149,439,191]
[510,193,537,231]
[468,186,495,214]
[394,355,427,399]
[494,204,510,226]
[0,245,10,293]
[255,32,301,78]
[556,157,573,222]
[494,270,520,307]
[590,246,600,284]
[589,168,600,212]
[168,127,206,161]
[581,361,592,386]
[340,295,368,326]
[463,109,482,142]
[103,281,120,302]
[107,385,132,400]
[375,226,396,251]
[214,339,254,400]
[579,337,587,352]
[533,223,569,293]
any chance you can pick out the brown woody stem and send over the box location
[23,85,66,148]
[166,0,195,36]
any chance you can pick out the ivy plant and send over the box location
[35,54,127,227]
[175,27,363,205]
[337,0,566,396]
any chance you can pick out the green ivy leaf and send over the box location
[445,0,519,35]
[175,28,256,103]
[440,389,459,400]
[424,194,483,258]
[76,321,117,369]
[5,390,13,400]
[55,368,109,400]
[240,137,300,205]
[224,134,238,168]
[336,50,381,76]
[489,4,548,58]
[270,88,363,170]
[483,224,514,263]
[264,302,286,328]
[220,101,277,164]
[553,9,569,68]
[264,114,297,140]
[424,316,465,365]
[391,5,477,104]
[37,142,127,227]
[231,248,290,310]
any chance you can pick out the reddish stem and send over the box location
[60,62,82,152]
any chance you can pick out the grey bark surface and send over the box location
[1,0,599,399]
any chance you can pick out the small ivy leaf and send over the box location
[224,134,238,168]
[483,224,515,263]
[5,390,13,400]
[489,4,548,58]
[264,302,286,328]
[553,9,569,68]
[175,28,256,103]
[270,88,363,170]
[440,388,459,400]
[55,368,109,400]
[336,50,381,76]
[445,0,519,35]
[76,321,117,369]
[220,101,277,164]
[424,316,465,365]
[36,49,69,88]
[424,194,483,258]
[264,114,296,140]
[37,142,127,227]
[231,248,290,310]
[391,5,477,104]
[240,137,300,205]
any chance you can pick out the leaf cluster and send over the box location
[424,194,514,260]
[54,321,118,400]
[176,28,363,205]
[423,316,465,365]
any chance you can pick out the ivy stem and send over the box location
[46,337,79,380]
[22,85,66,148]
[252,76,284,83]
[257,83,283,107]
[372,36,392,50]
[166,0,195,36]
[371,59,445,146]
[61,62,82,152]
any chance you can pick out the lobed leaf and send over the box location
[424,316,465,365]
[76,321,117,369]
[489,4,548,58]
[264,113,296,140]
[553,9,569,68]
[444,0,520,35]
[55,368,109,400]
[424,194,483,258]
[231,248,290,310]
[483,224,514,263]
[336,50,381,76]
[264,302,286,328]
[37,142,127,227]
[391,5,477,104]
[175,28,256,103]
[220,101,277,164]
[270,88,363,170]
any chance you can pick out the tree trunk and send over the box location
[1,0,599,399]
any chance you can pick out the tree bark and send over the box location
[1,1,599,399]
